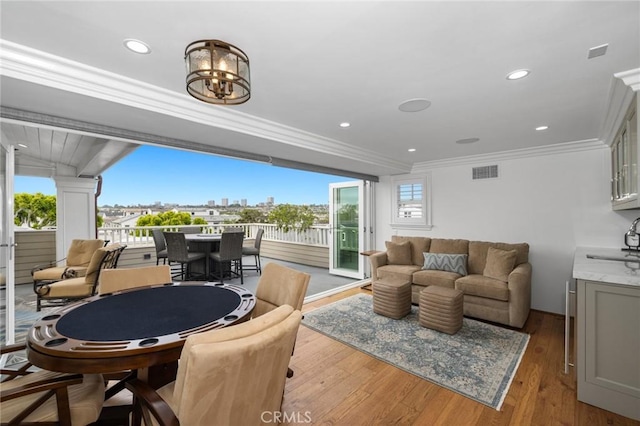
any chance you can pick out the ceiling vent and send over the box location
[588,44,608,59]
[472,165,499,180]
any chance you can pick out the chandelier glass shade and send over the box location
[185,40,250,105]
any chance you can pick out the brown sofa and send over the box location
[369,236,531,328]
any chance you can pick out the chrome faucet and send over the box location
[627,217,640,236]
[624,217,640,251]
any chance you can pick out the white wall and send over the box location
[375,143,639,314]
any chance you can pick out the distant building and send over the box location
[267,196,274,205]
[241,199,247,207]
[221,198,228,207]
[207,200,215,207]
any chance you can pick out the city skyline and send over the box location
[14,145,353,206]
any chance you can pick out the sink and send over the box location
[586,254,640,263]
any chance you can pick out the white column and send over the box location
[54,177,97,259]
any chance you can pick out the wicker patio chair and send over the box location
[35,243,126,311]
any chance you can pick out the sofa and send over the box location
[369,236,531,328]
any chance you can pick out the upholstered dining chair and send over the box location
[32,238,104,288]
[253,262,310,318]
[98,265,172,295]
[0,342,105,425]
[242,228,264,275]
[125,305,302,426]
[252,262,310,378]
[151,229,168,265]
[34,243,126,311]
[209,230,245,284]
[164,232,206,280]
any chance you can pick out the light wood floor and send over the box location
[282,287,640,426]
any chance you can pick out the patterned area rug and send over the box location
[302,293,529,410]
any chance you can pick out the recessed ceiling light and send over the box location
[339,122,351,128]
[399,98,431,112]
[18,143,27,148]
[408,148,416,152]
[506,69,530,80]
[536,125,549,131]
[123,39,151,54]
[455,138,480,144]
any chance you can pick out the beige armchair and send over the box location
[35,243,126,311]
[253,262,310,318]
[32,239,104,284]
[0,343,105,425]
[126,305,302,426]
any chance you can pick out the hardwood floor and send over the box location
[281,288,639,426]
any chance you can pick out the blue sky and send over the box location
[14,145,351,206]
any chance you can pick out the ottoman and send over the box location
[372,278,411,319]
[419,286,464,334]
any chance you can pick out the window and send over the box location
[390,174,432,229]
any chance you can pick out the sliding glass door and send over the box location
[0,141,16,346]
[329,181,365,279]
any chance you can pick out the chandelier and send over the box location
[184,40,250,105]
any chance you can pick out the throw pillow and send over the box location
[483,247,517,282]
[385,241,412,265]
[422,253,468,276]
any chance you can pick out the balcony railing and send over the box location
[98,223,331,247]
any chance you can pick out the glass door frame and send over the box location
[329,181,366,279]
[1,139,16,347]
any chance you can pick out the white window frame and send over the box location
[390,174,432,230]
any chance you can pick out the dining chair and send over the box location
[151,229,168,265]
[32,238,104,289]
[252,262,310,378]
[209,230,245,284]
[242,228,264,275]
[98,265,172,295]
[0,343,105,425]
[34,243,127,311]
[125,305,302,426]
[164,232,206,280]
[181,226,201,234]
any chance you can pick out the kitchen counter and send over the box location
[573,247,640,287]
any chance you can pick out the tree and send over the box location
[237,208,266,224]
[14,192,56,229]
[192,217,207,225]
[136,211,198,228]
[267,204,316,233]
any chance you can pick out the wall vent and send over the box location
[472,165,499,180]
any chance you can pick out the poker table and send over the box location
[27,282,256,376]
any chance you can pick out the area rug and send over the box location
[302,293,529,410]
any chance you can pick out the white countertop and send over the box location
[574,247,640,287]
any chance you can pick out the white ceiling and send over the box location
[0,1,639,179]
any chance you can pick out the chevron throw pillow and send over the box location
[422,253,468,276]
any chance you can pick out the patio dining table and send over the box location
[184,233,221,279]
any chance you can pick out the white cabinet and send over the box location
[612,94,639,210]
[576,279,640,421]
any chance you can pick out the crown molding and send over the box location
[411,139,607,172]
[0,39,410,173]
[614,68,640,92]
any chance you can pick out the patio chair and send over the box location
[164,232,206,280]
[151,229,168,265]
[35,243,127,311]
[242,228,264,275]
[32,238,104,288]
[125,305,302,426]
[0,342,105,425]
[209,230,245,284]
[252,262,310,378]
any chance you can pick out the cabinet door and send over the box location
[612,94,639,209]
[577,280,640,421]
